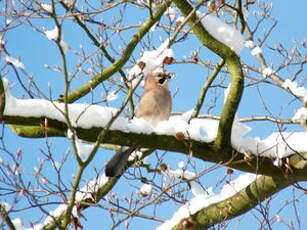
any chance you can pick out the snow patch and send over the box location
[262,67,274,77]
[2,78,306,164]
[44,26,69,53]
[200,14,244,55]
[41,4,52,13]
[157,173,259,230]
[292,107,307,122]
[13,218,26,230]
[45,26,59,41]
[282,79,307,102]
[106,90,118,102]
[162,167,207,197]
[165,7,176,22]
[140,184,153,197]
[177,160,185,169]
[75,173,109,201]
[4,55,25,69]
[127,39,174,85]
[244,40,255,48]
[0,201,12,211]
[251,46,262,56]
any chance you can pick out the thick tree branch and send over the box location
[3,115,307,180]
[172,175,296,230]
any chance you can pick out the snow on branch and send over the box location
[2,78,307,164]
[161,165,207,197]
[244,40,307,103]
[127,38,174,86]
[292,107,307,123]
[156,173,259,230]
[44,26,70,53]
[282,79,307,103]
[199,13,244,55]
[4,55,25,69]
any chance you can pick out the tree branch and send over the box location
[0,204,16,230]
[173,0,245,150]
[190,59,225,120]
[3,114,307,179]
[0,76,5,122]
[172,175,296,230]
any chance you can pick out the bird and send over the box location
[105,70,172,177]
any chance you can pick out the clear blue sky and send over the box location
[1,1,306,229]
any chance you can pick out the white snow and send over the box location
[244,40,255,48]
[3,75,307,165]
[292,107,307,122]
[199,14,244,55]
[262,67,274,77]
[12,218,26,230]
[177,160,185,169]
[233,131,307,160]
[45,26,59,41]
[6,19,12,25]
[140,183,153,197]
[176,16,184,24]
[156,173,259,230]
[41,177,48,185]
[3,77,307,164]
[41,4,52,13]
[251,46,262,56]
[26,224,44,230]
[282,79,307,102]
[75,173,109,201]
[4,55,25,69]
[54,161,61,171]
[3,78,127,129]
[66,128,73,139]
[165,7,176,22]
[128,149,143,161]
[162,167,196,181]
[155,114,219,142]
[106,90,118,102]
[161,167,207,197]
[127,39,174,83]
[42,204,68,226]
[0,201,12,211]
[44,26,69,53]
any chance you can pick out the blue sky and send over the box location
[1,0,306,229]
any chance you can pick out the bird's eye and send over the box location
[158,77,166,84]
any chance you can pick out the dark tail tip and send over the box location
[105,167,116,177]
[104,147,136,177]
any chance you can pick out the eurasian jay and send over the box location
[105,70,172,177]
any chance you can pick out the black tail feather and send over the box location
[105,147,136,177]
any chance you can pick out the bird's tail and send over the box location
[105,147,136,177]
